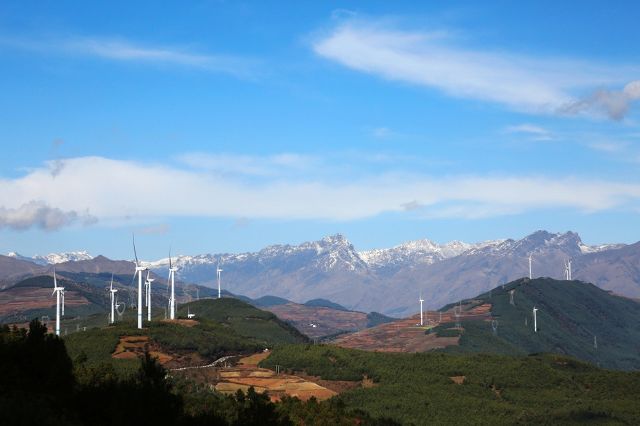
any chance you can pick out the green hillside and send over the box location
[175,298,308,344]
[260,344,640,425]
[439,278,640,370]
[64,298,308,373]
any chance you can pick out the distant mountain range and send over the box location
[7,251,93,265]
[3,230,639,316]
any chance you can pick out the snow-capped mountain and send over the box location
[7,251,93,265]
[359,238,504,270]
[145,231,622,279]
[4,231,637,317]
[134,230,639,317]
[145,234,368,282]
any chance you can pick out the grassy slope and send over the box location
[261,344,640,425]
[440,278,640,370]
[64,298,308,374]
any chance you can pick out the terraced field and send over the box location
[334,302,491,352]
[175,352,343,401]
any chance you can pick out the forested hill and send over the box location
[441,277,640,370]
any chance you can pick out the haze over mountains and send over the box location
[3,230,639,316]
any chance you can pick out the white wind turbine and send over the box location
[52,268,65,336]
[533,306,538,333]
[132,235,148,329]
[109,273,117,324]
[528,254,533,279]
[419,291,424,326]
[145,270,155,322]
[216,261,223,299]
[564,259,572,280]
[167,250,177,320]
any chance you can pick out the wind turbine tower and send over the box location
[52,268,65,336]
[145,271,155,322]
[132,235,148,329]
[419,292,424,326]
[528,254,533,279]
[563,259,573,280]
[167,251,177,320]
[217,262,223,299]
[109,273,117,324]
[533,306,538,333]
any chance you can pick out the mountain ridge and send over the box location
[3,230,638,316]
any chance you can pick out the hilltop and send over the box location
[440,278,640,370]
[63,298,308,372]
[335,278,640,370]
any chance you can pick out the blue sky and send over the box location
[1,1,639,260]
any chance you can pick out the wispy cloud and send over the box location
[371,127,394,140]
[504,124,553,141]
[177,152,315,177]
[0,36,256,76]
[588,141,628,153]
[0,155,639,231]
[313,19,639,118]
[137,223,171,235]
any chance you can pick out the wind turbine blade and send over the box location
[169,247,172,269]
[132,233,139,265]
[110,272,114,291]
[53,267,57,288]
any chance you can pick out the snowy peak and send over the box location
[579,242,626,254]
[504,230,585,257]
[144,230,625,278]
[37,251,94,264]
[144,234,367,275]
[6,251,93,265]
[252,233,365,272]
[6,252,46,265]
[359,238,503,269]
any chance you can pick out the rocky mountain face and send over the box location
[142,230,639,317]
[4,231,638,317]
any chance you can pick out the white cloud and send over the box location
[313,20,639,118]
[504,124,553,141]
[371,127,394,139]
[177,152,315,177]
[1,36,255,76]
[137,223,170,235]
[0,201,96,231]
[0,156,639,231]
[588,141,628,153]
